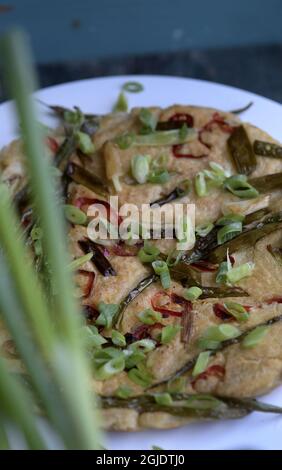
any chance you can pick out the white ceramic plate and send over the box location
[1,75,282,450]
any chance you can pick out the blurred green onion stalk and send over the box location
[0,30,102,450]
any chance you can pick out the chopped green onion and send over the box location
[64,107,84,126]
[151,153,169,170]
[192,351,211,377]
[124,350,145,369]
[133,128,197,147]
[242,326,269,349]
[139,108,157,132]
[209,162,230,179]
[122,81,144,93]
[138,308,163,325]
[128,367,153,388]
[138,240,160,263]
[95,302,119,329]
[111,330,126,347]
[147,169,170,184]
[131,154,150,184]
[217,222,243,245]
[184,286,203,301]
[67,253,93,271]
[216,261,229,284]
[93,348,125,380]
[184,395,222,410]
[223,301,249,322]
[129,339,156,353]
[152,260,171,289]
[216,214,245,225]
[83,325,107,349]
[224,175,259,199]
[161,325,181,344]
[166,250,183,267]
[195,222,214,237]
[115,132,134,149]
[179,123,188,142]
[94,356,125,380]
[153,393,173,406]
[201,324,241,343]
[226,262,255,284]
[195,172,207,197]
[113,92,128,113]
[197,339,220,350]
[75,131,95,155]
[64,204,87,225]
[115,386,133,399]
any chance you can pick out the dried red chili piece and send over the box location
[192,365,225,389]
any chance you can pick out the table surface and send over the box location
[1,44,282,104]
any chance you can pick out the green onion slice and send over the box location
[95,302,119,329]
[223,301,249,322]
[138,241,160,263]
[148,169,170,184]
[128,367,153,388]
[139,108,157,132]
[242,326,269,349]
[217,222,243,245]
[115,386,133,399]
[161,325,181,344]
[111,330,126,347]
[129,338,156,353]
[75,131,95,155]
[152,260,171,289]
[192,351,211,377]
[82,325,108,349]
[134,128,197,147]
[67,253,93,271]
[138,308,163,325]
[195,222,214,237]
[216,214,245,225]
[64,204,87,225]
[153,393,173,406]
[195,172,207,197]
[226,262,255,284]
[201,324,241,343]
[113,92,128,113]
[122,81,144,93]
[224,175,259,199]
[184,286,203,301]
[115,133,134,149]
[131,154,150,184]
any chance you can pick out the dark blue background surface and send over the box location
[1,1,282,103]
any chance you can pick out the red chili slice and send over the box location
[199,112,237,148]
[266,296,282,305]
[78,270,95,298]
[151,291,192,327]
[46,136,59,153]
[172,144,208,159]
[170,113,194,127]
[110,241,142,257]
[151,292,183,317]
[74,197,121,225]
[190,260,218,273]
[213,303,233,321]
[192,365,225,389]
